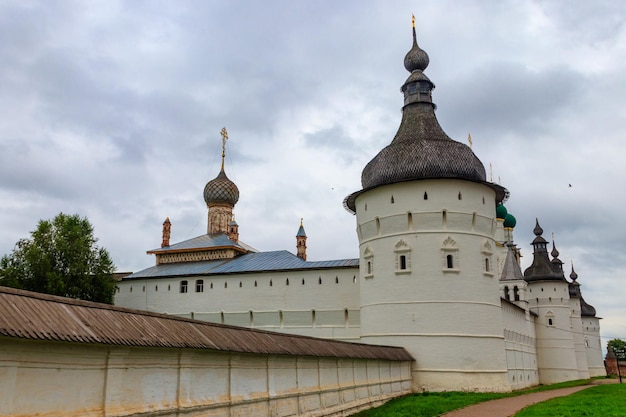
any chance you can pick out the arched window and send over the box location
[485,258,490,272]
[180,280,188,293]
[424,192,428,200]
[395,240,411,274]
[195,279,204,292]
[504,286,510,301]
[441,236,459,272]
[446,254,454,269]
[514,286,520,301]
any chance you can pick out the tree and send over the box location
[608,339,626,356]
[0,213,117,304]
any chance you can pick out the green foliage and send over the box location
[514,384,626,417]
[351,391,510,417]
[0,213,116,303]
[608,339,626,355]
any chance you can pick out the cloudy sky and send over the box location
[1,1,625,349]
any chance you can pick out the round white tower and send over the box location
[344,22,509,392]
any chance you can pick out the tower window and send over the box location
[394,240,411,274]
[180,280,188,293]
[399,255,407,270]
[441,236,459,272]
[485,258,490,272]
[363,246,374,278]
[504,286,510,301]
[548,318,554,326]
[195,279,204,292]
[514,286,520,301]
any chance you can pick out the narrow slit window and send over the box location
[446,254,454,269]
[399,255,407,270]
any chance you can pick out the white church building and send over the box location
[115,25,604,392]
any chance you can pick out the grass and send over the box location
[350,379,593,417]
[514,383,626,417]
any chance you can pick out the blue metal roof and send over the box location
[126,250,359,279]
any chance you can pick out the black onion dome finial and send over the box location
[404,14,429,72]
[533,219,544,236]
[203,127,240,207]
[570,260,579,281]
[551,234,560,258]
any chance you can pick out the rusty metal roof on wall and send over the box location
[126,250,359,279]
[0,286,412,361]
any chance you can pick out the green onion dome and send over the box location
[503,213,516,228]
[496,204,508,220]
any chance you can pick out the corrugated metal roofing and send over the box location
[0,286,412,361]
[126,250,359,279]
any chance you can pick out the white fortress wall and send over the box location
[0,337,412,417]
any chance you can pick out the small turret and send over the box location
[523,219,566,282]
[161,217,171,248]
[296,219,307,260]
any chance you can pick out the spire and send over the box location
[550,234,564,271]
[569,262,597,317]
[296,218,307,260]
[344,18,508,213]
[523,219,567,282]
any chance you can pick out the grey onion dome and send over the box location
[203,169,240,206]
[359,27,487,190]
[404,26,429,72]
[343,23,508,213]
